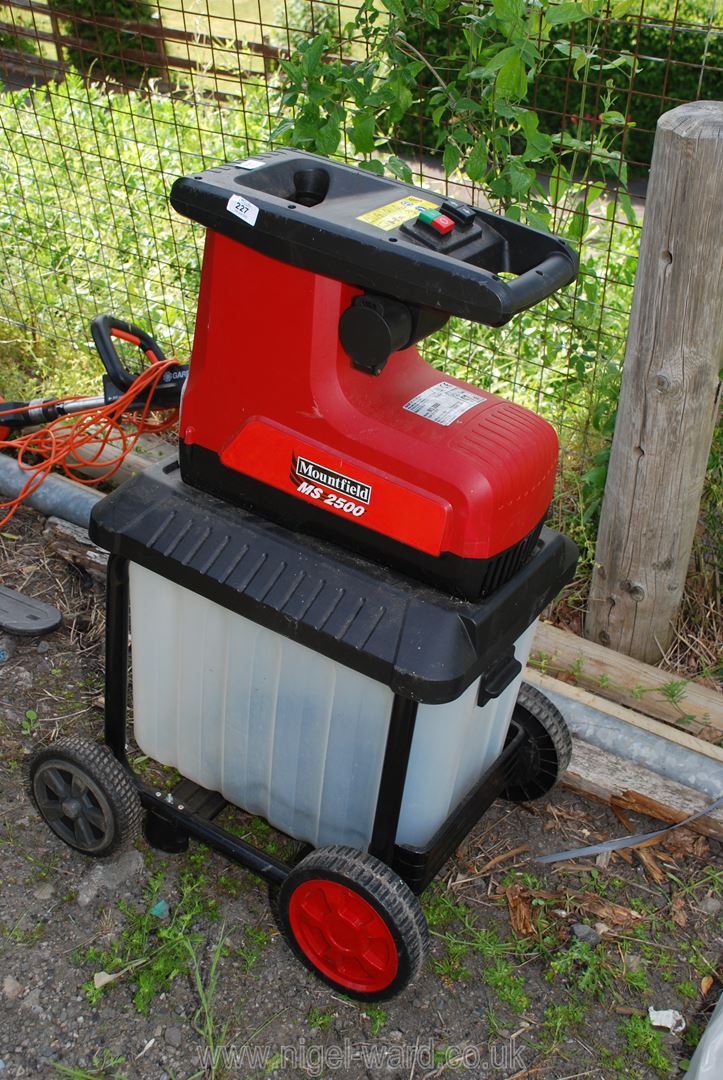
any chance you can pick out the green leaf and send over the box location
[387,156,413,183]
[316,118,341,157]
[599,110,626,125]
[573,48,590,77]
[293,112,321,145]
[516,109,553,161]
[301,35,327,77]
[443,142,461,176]
[269,118,295,142]
[581,464,608,488]
[504,158,536,197]
[545,3,589,27]
[25,708,37,722]
[380,0,404,15]
[465,138,489,182]
[476,45,520,78]
[493,0,523,23]
[618,190,638,225]
[350,112,376,154]
[358,159,385,175]
[525,207,552,231]
[611,0,635,17]
[584,180,605,207]
[549,164,570,206]
[565,203,589,242]
[495,52,528,102]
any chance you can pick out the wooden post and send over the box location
[585,101,723,663]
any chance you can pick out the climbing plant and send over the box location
[271,0,637,233]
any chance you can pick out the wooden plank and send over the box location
[530,622,722,737]
[526,669,723,764]
[563,738,723,842]
[42,517,107,583]
[586,102,723,663]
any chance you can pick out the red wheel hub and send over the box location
[288,878,399,993]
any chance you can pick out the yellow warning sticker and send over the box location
[357,196,439,232]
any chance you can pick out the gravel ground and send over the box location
[1,507,721,1080]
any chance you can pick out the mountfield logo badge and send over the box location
[290,454,372,504]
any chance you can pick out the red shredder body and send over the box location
[171,150,577,598]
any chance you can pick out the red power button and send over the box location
[430,214,455,235]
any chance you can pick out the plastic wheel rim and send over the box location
[32,759,114,854]
[288,879,399,993]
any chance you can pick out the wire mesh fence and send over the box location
[0,0,720,545]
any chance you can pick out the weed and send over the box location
[599,1046,644,1079]
[307,1006,335,1031]
[683,1021,704,1050]
[682,940,718,978]
[624,967,651,994]
[620,1015,673,1077]
[2,917,44,946]
[216,872,243,898]
[21,709,39,735]
[659,680,688,706]
[485,1006,504,1040]
[80,868,207,1013]
[669,867,723,901]
[421,883,469,929]
[237,925,270,975]
[540,1000,585,1053]
[675,979,697,1000]
[364,1003,387,1037]
[52,1051,127,1079]
[185,928,230,1080]
[431,937,472,983]
[482,957,529,1012]
[518,871,545,891]
[547,939,616,999]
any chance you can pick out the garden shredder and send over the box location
[29,150,579,1000]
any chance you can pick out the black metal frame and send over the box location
[104,554,527,895]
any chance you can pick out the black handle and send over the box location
[91,314,166,390]
[501,252,576,316]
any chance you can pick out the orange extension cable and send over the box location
[0,359,180,529]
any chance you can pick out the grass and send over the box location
[363,1003,387,1037]
[185,928,230,1080]
[0,74,265,399]
[236,924,271,974]
[307,1006,335,1031]
[79,866,217,1012]
[53,1052,128,1080]
[620,1015,673,1078]
[539,1001,586,1054]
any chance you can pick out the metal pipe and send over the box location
[0,452,102,528]
[541,685,723,798]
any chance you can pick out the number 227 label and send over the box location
[226,194,259,227]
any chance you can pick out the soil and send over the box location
[0,506,721,1080]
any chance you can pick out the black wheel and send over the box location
[273,845,428,1001]
[29,735,142,857]
[502,682,572,802]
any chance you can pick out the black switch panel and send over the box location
[441,198,477,227]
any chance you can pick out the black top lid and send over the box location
[171,149,577,327]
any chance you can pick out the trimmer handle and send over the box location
[91,315,166,390]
